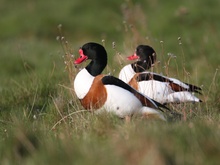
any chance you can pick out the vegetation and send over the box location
[0,0,219,164]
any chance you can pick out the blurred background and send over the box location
[1,0,219,84]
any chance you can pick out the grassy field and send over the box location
[0,0,220,164]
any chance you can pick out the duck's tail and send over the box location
[166,91,202,103]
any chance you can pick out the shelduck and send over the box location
[119,45,202,104]
[73,42,169,120]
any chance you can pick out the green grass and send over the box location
[0,0,220,164]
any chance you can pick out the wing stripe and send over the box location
[137,72,202,94]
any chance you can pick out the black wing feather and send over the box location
[102,75,170,111]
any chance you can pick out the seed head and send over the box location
[112,41,116,49]
[58,24,62,29]
[56,36,60,41]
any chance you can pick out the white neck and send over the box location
[74,68,94,99]
[119,64,136,83]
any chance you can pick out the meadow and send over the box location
[0,0,220,164]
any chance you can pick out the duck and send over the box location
[73,42,170,121]
[119,45,202,104]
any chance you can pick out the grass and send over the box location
[0,0,220,164]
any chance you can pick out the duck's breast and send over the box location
[119,65,136,83]
[74,68,94,99]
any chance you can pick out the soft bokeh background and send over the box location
[1,0,219,83]
[0,0,220,164]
